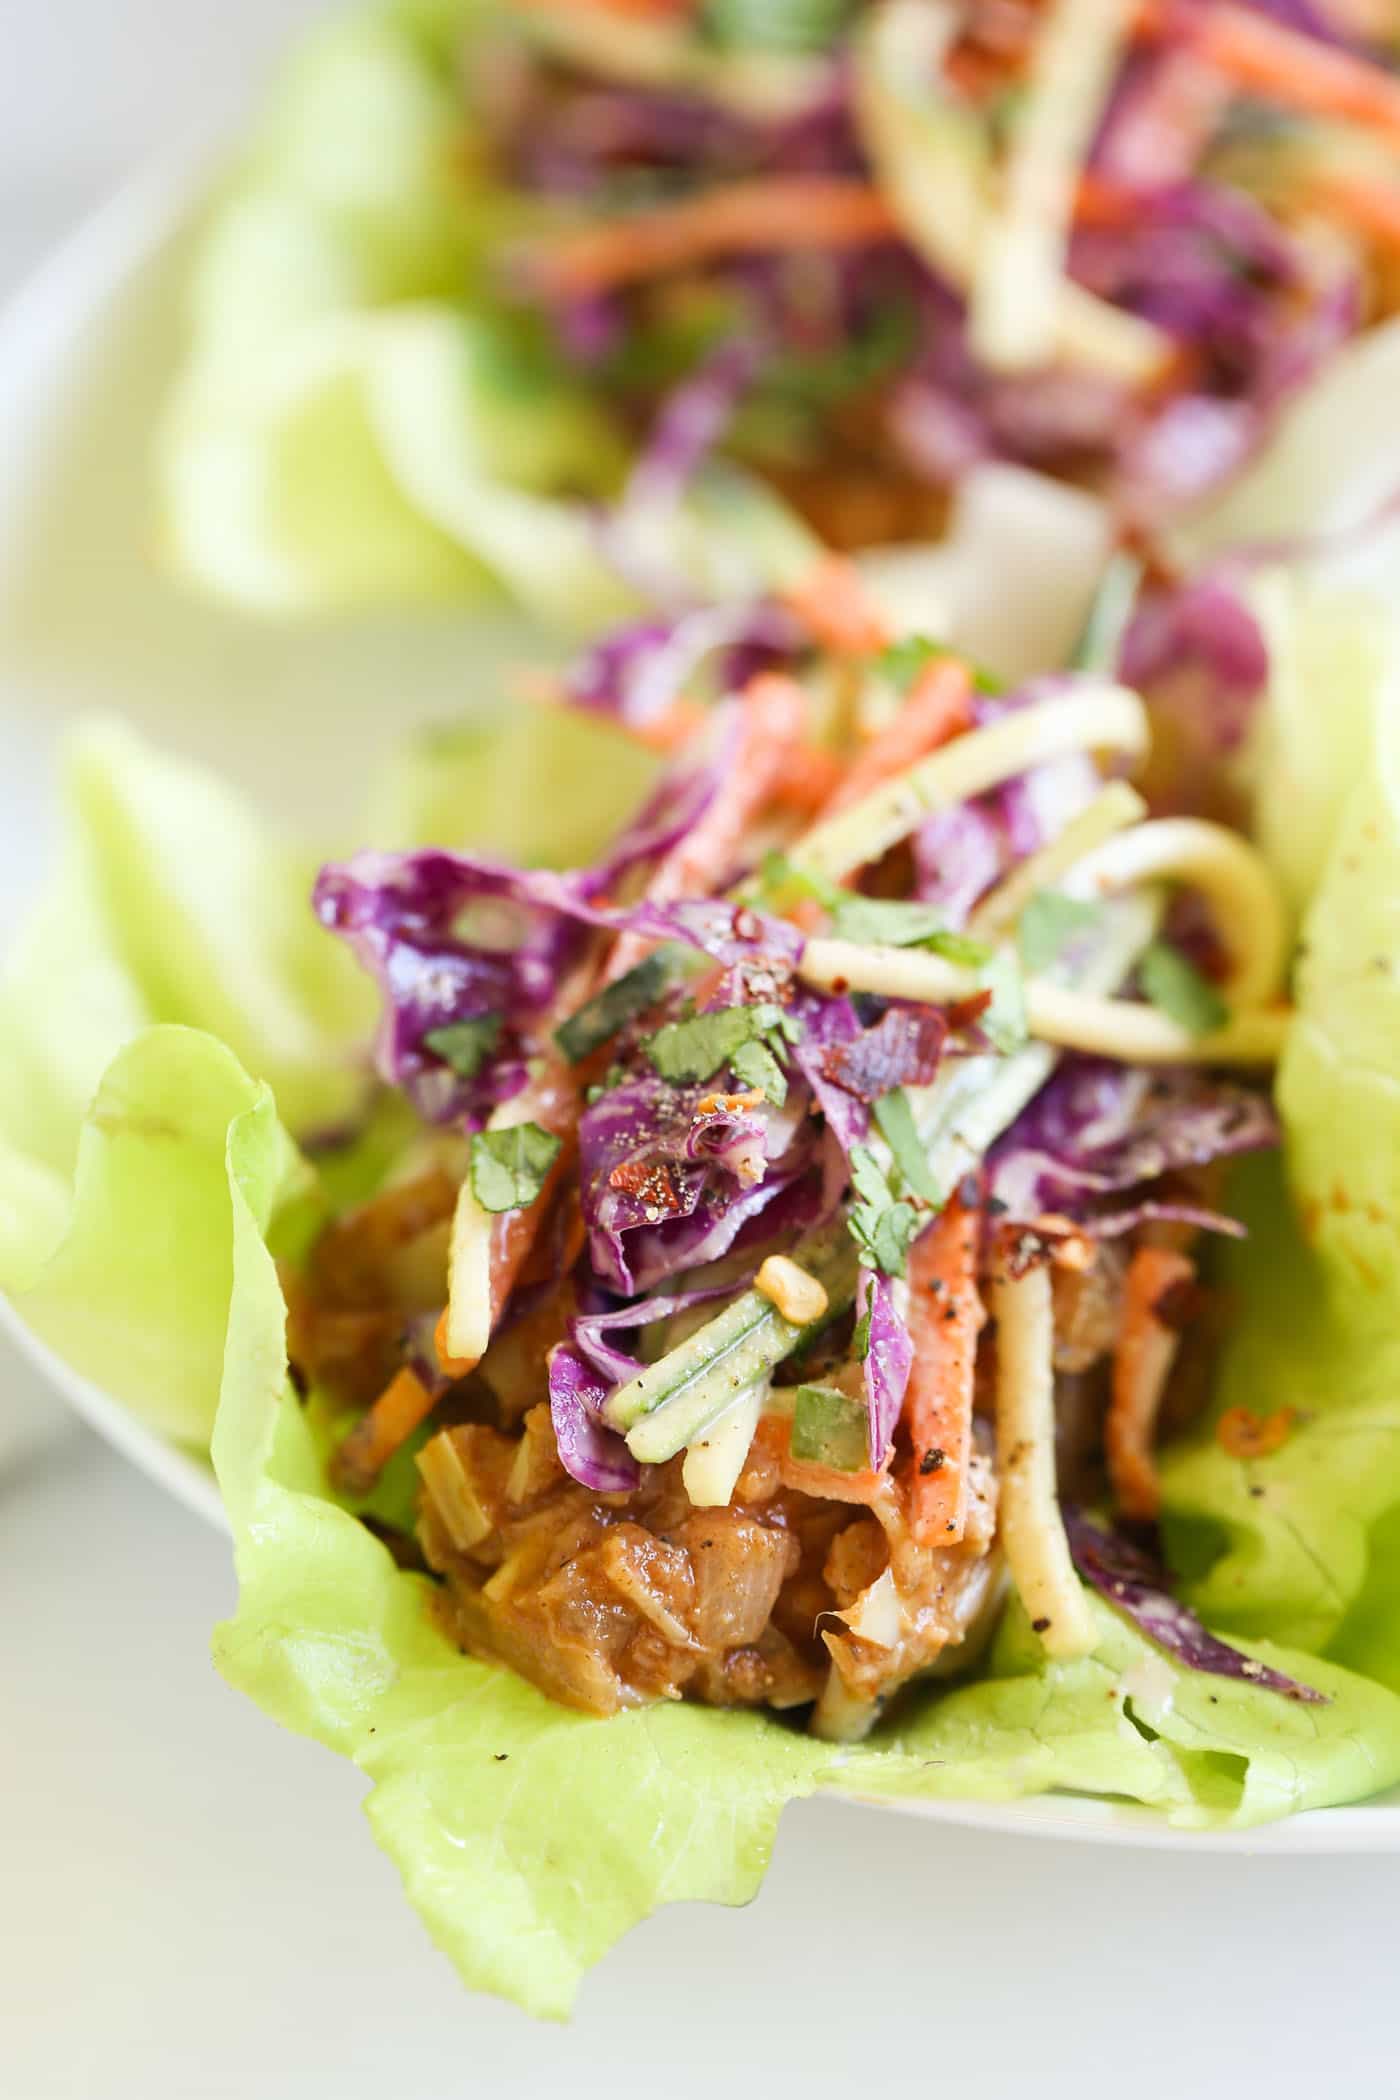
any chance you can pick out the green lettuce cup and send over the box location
[5,580,1400,2015]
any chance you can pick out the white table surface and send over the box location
[2,17,1398,2098]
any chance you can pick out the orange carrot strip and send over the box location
[782,553,892,657]
[331,1366,436,1497]
[1305,166,1400,252]
[821,657,974,819]
[632,698,710,752]
[771,743,847,815]
[1105,1244,1194,1521]
[1181,4,1400,148]
[524,178,897,299]
[434,1307,477,1380]
[603,671,808,981]
[906,1197,984,1547]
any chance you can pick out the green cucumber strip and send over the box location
[913,890,1162,1190]
[605,1222,856,1437]
[627,1372,768,1467]
[791,1383,869,1472]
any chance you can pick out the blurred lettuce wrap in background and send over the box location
[5,548,1400,2010]
[157,0,1400,631]
[157,0,816,625]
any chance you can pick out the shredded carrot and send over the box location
[821,657,974,820]
[523,178,897,299]
[331,1366,437,1498]
[631,698,710,752]
[1216,1403,1297,1460]
[782,553,892,657]
[1170,3,1400,150]
[603,671,808,981]
[771,743,847,815]
[434,1307,477,1380]
[1304,166,1400,253]
[906,1197,984,1547]
[1106,1244,1194,1521]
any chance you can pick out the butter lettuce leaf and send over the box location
[6,692,1400,2012]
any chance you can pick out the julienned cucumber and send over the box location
[605,1221,857,1460]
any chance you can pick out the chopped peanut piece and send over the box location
[754,1255,830,1327]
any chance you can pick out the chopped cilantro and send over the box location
[555,949,679,1065]
[875,632,1000,697]
[423,1014,501,1081]
[645,1002,783,1083]
[755,850,841,916]
[853,1308,872,1361]
[1139,941,1229,1037]
[846,1143,921,1277]
[755,854,991,961]
[730,1037,788,1105]
[872,1088,945,1206]
[828,894,991,958]
[1017,890,1105,976]
[470,1123,561,1213]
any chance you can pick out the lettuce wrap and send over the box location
[158,0,1400,636]
[4,585,1400,2016]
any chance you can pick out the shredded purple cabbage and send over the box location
[858,1267,913,1468]
[571,1280,741,1387]
[1064,1509,1327,1703]
[990,1061,1276,1229]
[547,1343,641,1493]
[566,599,802,731]
[787,988,869,1156]
[822,1005,947,1104]
[601,335,762,603]
[578,1067,828,1294]
[1119,570,1269,756]
[912,801,1005,927]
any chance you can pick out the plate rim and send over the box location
[2,148,1399,1856]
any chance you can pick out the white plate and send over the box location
[2,155,1397,1852]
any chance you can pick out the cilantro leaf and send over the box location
[846,1143,921,1277]
[1017,891,1105,976]
[730,1037,788,1105]
[1139,941,1229,1037]
[645,1002,786,1086]
[754,851,842,917]
[423,1014,502,1081]
[875,633,1000,697]
[470,1123,562,1213]
[555,949,679,1065]
[827,894,992,959]
[872,1089,944,1205]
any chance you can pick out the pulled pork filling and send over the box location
[419,1402,1002,1726]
